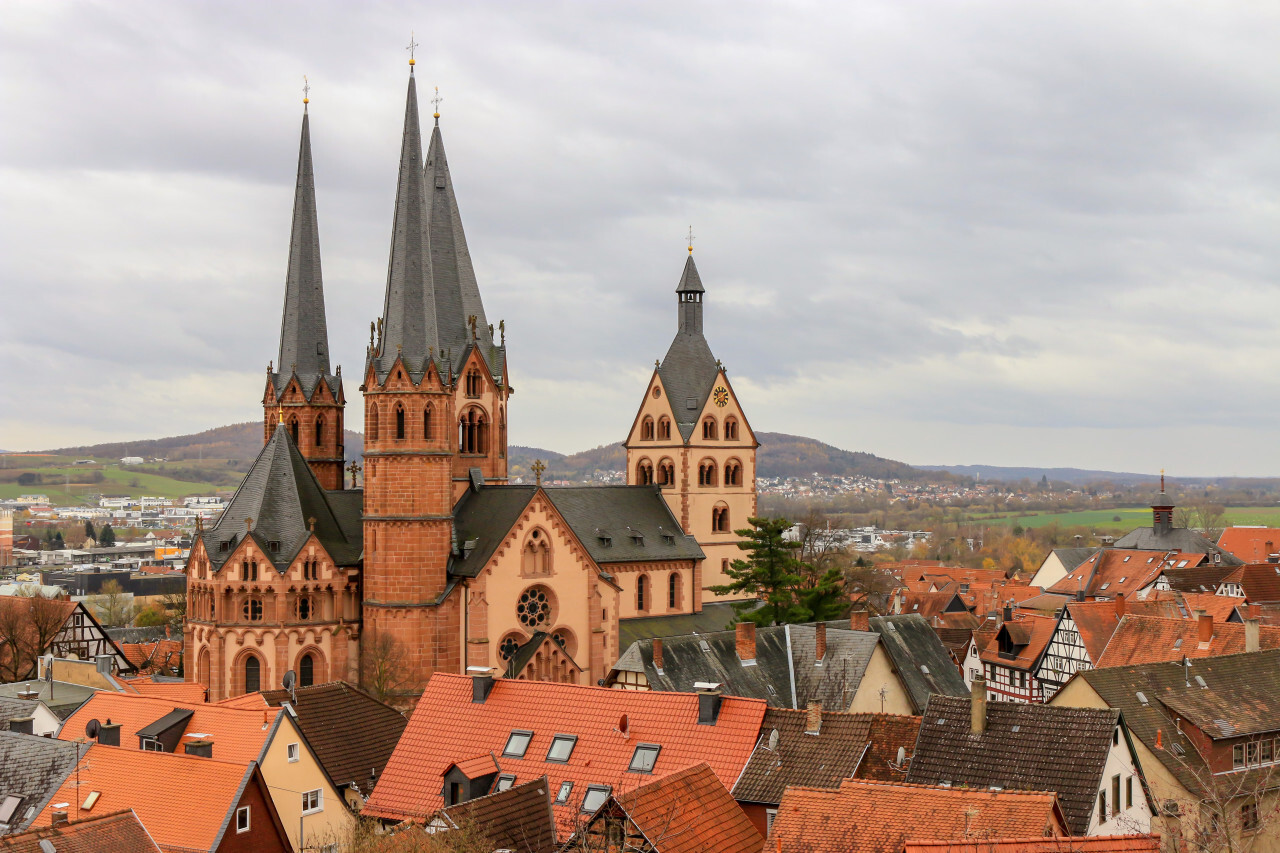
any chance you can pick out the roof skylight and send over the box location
[546,735,577,764]
[502,730,533,758]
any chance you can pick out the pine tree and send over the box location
[99,523,116,547]
[708,517,809,626]
[84,520,97,541]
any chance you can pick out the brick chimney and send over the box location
[850,611,870,632]
[184,739,213,758]
[1114,593,1126,618]
[1248,603,1261,620]
[1246,617,1261,654]
[736,622,757,665]
[98,720,121,747]
[815,623,827,663]
[971,676,987,735]
[804,701,822,735]
[652,638,664,671]
[51,811,68,827]
[1198,614,1213,646]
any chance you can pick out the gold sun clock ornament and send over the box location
[713,386,729,407]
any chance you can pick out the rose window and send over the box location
[499,636,522,661]
[517,587,551,628]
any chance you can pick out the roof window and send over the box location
[1123,556,1131,563]
[1173,639,1182,650]
[555,781,573,804]
[1178,560,1188,568]
[1119,577,1126,583]
[495,774,516,792]
[1100,583,1110,591]
[581,785,611,813]
[1146,557,1154,564]
[1136,692,1149,706]
[546,734,577,763]
[219,541,229,552]
[269,540,281,552]
[628,743,662,774]
[502,730,533,758]
[920,665,930,675]
[0,795,20,824]
[1195,675,1208,689]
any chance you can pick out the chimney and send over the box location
[894,589,904,614]
[1248,603,1261,620]
[467,667,495,703]
[184,739,213,758]
[1198,614,1213,645]
[97,720,121,747]
[736,622,757,665]
[971,677,987,735]
[696,684,723,725]
[850,611,870,632]
[815,623,827,663]
[94,654,113,676]
[1002,605,1013,623]
[51,811,68,827]
[1245,617,1261,654]
[8,717,33,735]
[804,701,822,735]
[16,689,39,701]
[652,639,664,672]
[1114,593,1126,618]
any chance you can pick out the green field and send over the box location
[0,462,223,506]
[979,506,1280,530]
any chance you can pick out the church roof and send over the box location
[272,107,339,401]
[199,424,361,571]
[659,258,719,442]
[449,485,703,578]
[1112,525,1241,563]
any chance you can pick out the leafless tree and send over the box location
[361,631,410,705]
[1175,502,1228,542]
[86,579,137,627]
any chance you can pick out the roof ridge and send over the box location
[428,671,770,704]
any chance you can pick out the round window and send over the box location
[517,587,551,628]
[652,387,660,398]
[499,635,522,661]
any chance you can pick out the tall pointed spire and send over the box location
[425,111,492,361]
[660,252,718,441]
[376,68,438,379]
[274,104,335,395]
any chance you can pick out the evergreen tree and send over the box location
[708,517,808,626]
[84,520,97,541]
[99,523,116,547]
[52,532,65,549]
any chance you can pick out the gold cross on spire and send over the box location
[687,226,695,254]
[347,460,362,489]
[531,459,546,487]
[407,32,419,67]
[302,75,310,106]
[432,86,443,120]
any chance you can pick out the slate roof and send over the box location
[609,763,762,853]
[659,257,720,442]
[1217,527,1280,563]
[0,681,95,721]
[362,673,767,836]
[449,485,702,577]
[0,697,44,730]
[1234,563,1280,603]
[732,708,920,805]
[199,424,361,571]
[261,681,406,793]
[903,836,1161,853]
[618,602,745,649]
[769,779,1067,853]
[867,615,969,712]
[271,107,339,401]
[434,776,556,853]
[1049,547,1101,573]
[906,694,1124,835]
[0,732,87,835]
[1093,614,1280,668]
[1113,525,1241,564]
[1158,563,1239,594]
[610,624,880,710]
[0,809,162,853]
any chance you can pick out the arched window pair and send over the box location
[698,460,717,487]
[712,504,731,533]
[466,369,483,398]
[658,417,671,440]
[724,460,743,487]
[302,559,319,580]
[242,560,258,582]
[641,417,655,441]
[636,459,654,485]
[459,407,489,454]
[724,417,739,441]
[522,529,551,576]
[656,459,675,487]
[702,417,717,440]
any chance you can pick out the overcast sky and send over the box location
[4,1,1280,475]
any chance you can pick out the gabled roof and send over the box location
[59,692,279,764]
[903,836,1161,853]
[1235,563,1280,603]
[1093,614,1280,668]
[897,591,968,620]
[434,776,556,853]
[260,680,406,794]
[1067,597,1197,661]
[732,708,920,805]
[1048,547,1101,573]
[0,732,88,835]
[608,763,761,853]
[868,615,969,712]
[0,680,97,720]
[770,779,1067,853]
[0,809,162,853]
[618,602,743,650]
[118,639,182,676]
[199,424,360,571]
[1216,527,1280,563]
[121,678,207,704]
[906,694,1123,835]
[1158,563,1239,594]
[610,624,880,709]
[1047,549,1169,600]
[1113,525,1241,564]
[979,612,1057,672]
[362,673,766,836]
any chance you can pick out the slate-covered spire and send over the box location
[376,70,438,379]
[660,253,719,441]
[274,106,335,394]
[425,114,492,361]
[675,254,705,334]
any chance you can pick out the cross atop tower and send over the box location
[532,459,546,487]
[347,460,362,489]
[432,86,443,123]
[302,75,310,106]
[406,32,419,67]
[687,225,695,254]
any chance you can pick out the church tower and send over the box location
[625,250,758,600]
[360,62,509,695]
[263,100,346,489]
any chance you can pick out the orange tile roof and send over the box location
[903,835,1161,853]
[614,764,761,853]
[59,692,278,764]
[978,612,1057,671]
[1236,564,1280,603]
[0,809,163,853]
[363,673,767,836]
[1048,550,1174,599]
[770,779,1067,853]
[119,640,183,675]
[1094,614,1280,668]
[1180,592,1244,623]
[214,691,270,709]
[32,745,253,852]
[1217,527,1280,563]
[121,680,209,704]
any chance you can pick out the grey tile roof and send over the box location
[866,615,970,712]
[1114,526,1242,564]
[0,731,88,834]
[618,602,748,649]
[0,681,95,721]
[448,485,702,578]
[907,694,1122,835]
[1159,564,1240,593]
[272,107,339,401]
[0,697,42,727]
[1051,548,1100,573]
[199,424,360,571]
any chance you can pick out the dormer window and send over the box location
[219,541,229,553]
[268,541,280,553]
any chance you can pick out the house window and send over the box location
[495,774,516,792]
[236,806,250,833]
[1098,790,1107,823]
[581,785,610,813]
[1111,775,1120,818]
[1248,741,1260,766]
[503,730,533,758]
[288,743,299,763]
[141,738,164,752]
[1263,740,1274,764]
[546,735,577,763]
[657,459,675,487]
[628,743,661,773]
[447,782,463,806]
[555,781,573,804]
[1126,776,1133,809]
[724,460,742,487]
[1234,744,1245,769]
[1113,728,1119,746]
[302,789,322,814]
[698,461,717,487]
[1243,801,1260,831]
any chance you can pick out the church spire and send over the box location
[425,105,492,361]
[274,103,334,394]
[376,68,438,379]
[675,254,705,334]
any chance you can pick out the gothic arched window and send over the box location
[424,404,433,441]
[466,369,482,397]
[244,655,261,693]
[299,653,314,688]
[668,572,680,609]
[315,415,325,447]
[368,405,380,441]
[395,405,406,440]
[458,407,489,455]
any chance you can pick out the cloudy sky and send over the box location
[3,1,1280,475]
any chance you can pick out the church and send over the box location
[184,59,758,702]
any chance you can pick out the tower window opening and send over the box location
[368,406,379,441]
[459,408,489,455]
[424,405,433,440]
[712,505,730,533]
[466,369,482,398]
[657,459,675,487]
[314,415,325,447]
[641,417,655,441]
[636,574,649,612]
[702,417,717,440]
[657,417,671,440]
[289,417,300,445]
[725,460,743,487]
[637,460,654,486]
[725,417,739,441]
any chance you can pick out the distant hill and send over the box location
[49,422,363,468]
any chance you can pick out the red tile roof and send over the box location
[32,745,255,852]
[119,640,183,676]
[978,612,1057,672]
[1047,550,1173,600]
[363,673,767,836]
[614,763,761,853]
[59,692,278,764]
[0,809,162,853]
[903,835,1161,853]
[1236,564,1280,603]
[1094,614,1280,668]
[121,679,208,704]
[1217,527,1280,563]
[770,779,1068,853]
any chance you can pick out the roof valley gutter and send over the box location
[785,625,798,710]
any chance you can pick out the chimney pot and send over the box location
[97,721,121,747]
[8,717,33,736]
[184,738,213,758]
[468,667,496,703]
[850,611,870,632]
[697,686,723,725]
[804,701,822,735]
[651,638,664,671]
[1245,617,1261,654]
[94,654,113,676]
[971,676,987,735]
[51,811,68,827]
[1114,593,1126,618]
[815,623,827,662]
[736,622,757,664]
[1198,614,1213,645]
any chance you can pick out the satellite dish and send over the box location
[618,713,630,738]
[896,746,906,765]
[282,670,296,692]
[85,718,101,740]
[767,729,779,750]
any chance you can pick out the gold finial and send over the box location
[687,225,695,254]
[407,32,418,67]
[302,75,310,106]
[532,459,546,487]
[278,406,285,425]
[432,86,442,121]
